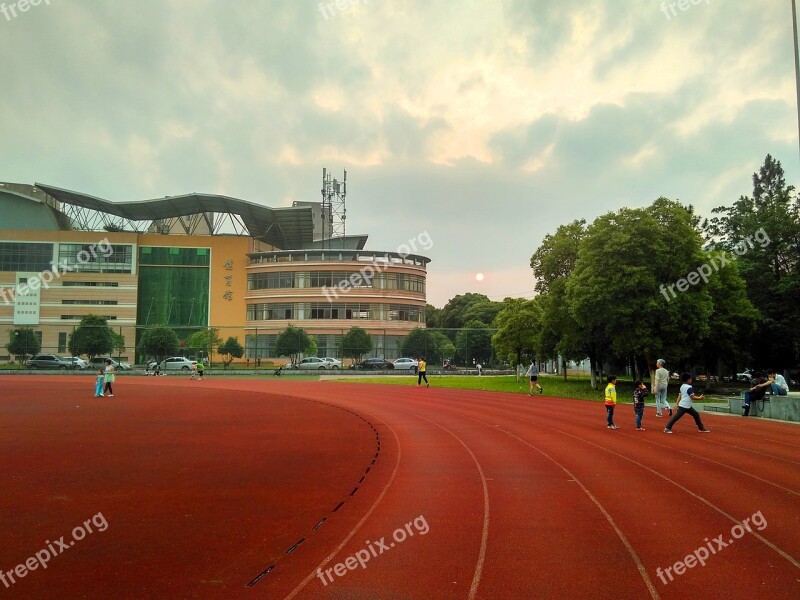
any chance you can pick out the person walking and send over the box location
[417,357,429,388]
[653,359,672,417]
[94,369,105,397]
[103,359,116,397]
[605,375,619,429]
[525,360,543,396]
[664,373,710,433]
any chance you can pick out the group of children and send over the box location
[604,366,711,434]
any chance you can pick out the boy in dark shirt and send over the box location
[633,380,649,430]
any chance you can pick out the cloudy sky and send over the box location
[1,0,798,306]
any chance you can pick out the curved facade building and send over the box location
[245,249,429,359]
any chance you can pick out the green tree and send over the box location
[186,328,222,366]
[401,328,451,363]
[6,328,40,365]
[340,327,373,364]
[139,326,180,364]
[566,203,714,386]
[68,315,113,359]
[491,298,540,367]
[705,154,800,369]
[455,320,494,365]
[218,336,244,368]
[425,304,442,328]
[111,331,126,360]
[438,293,501,334]
[275,325,312,365]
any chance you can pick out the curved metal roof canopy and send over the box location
[35,183,316,250]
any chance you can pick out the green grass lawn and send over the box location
[328,373,732,404]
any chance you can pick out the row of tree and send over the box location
[6,317,246,369]
[426,154,800,387]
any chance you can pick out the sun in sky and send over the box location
[475,273,485,282]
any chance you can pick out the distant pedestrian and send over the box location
[196,362,205,380]
[664,373,710,433]
[477,363,482,376]
[653,359,672,417]
[525,360,543,396]
[103,359,115,397]
[94,369,105,397]
[633,380,648,430]
[417,357,429,387]
[605,375,619,429]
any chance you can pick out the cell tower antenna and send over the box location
[320,167,347,248]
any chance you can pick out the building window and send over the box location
[58,332,67,353]
[0,242,53,272]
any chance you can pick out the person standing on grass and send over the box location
[653,359,672,417]
[525,360,543,396]
[417,357,429,388]
[103,359,115,397]
[633,380,648,430]
[664,373,710,433]
[605,375,619,429]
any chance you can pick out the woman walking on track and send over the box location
[103,359,116,397]
[417,357,429,387]
[653,359,671,417]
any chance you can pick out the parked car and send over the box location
[90,357,133,370]
[156,357,197,371]
[293,357,341,370]
[736,369,753,383]
[26,354,74,369]
[393,357,418,373]
[352,358,394,370]
[65,356,89,369]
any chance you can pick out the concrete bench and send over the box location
[729,392,800,422]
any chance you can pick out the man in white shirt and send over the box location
[766,369,789,395]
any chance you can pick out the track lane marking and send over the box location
[281,419,402,600]
[412,413,490,600]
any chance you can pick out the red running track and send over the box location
[0,376,798,599]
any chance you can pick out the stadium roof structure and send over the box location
[34,183,318,250]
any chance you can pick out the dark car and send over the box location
[26,354,74,369]
[353,358,394,370]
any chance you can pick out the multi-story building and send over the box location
[0,182,429,364]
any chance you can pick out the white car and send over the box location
[322,358,342,369]
[393,357,419,373]
[158,357,198,371]
[91,357,133,370]
[294,357,338,370]
[66,356,89,369]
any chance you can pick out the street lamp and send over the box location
[793,0,800,164]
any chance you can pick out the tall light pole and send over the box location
[792,0,800,164]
